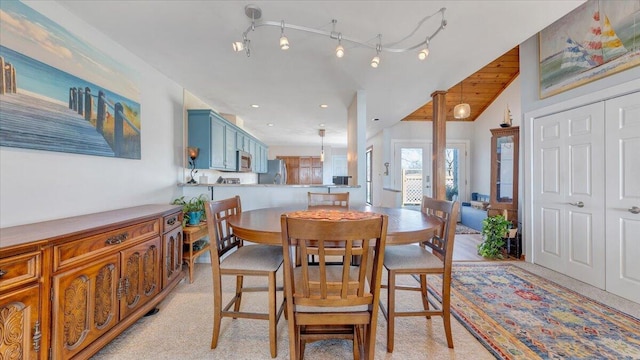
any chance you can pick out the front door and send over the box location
[605,91,640,303]
[532,102,605,289]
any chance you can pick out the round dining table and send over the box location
[228,205,442,245]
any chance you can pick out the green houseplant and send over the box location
[171,194,207,226]
[478,214,511,259]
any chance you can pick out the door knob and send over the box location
[568,201,584,208]
[629,206,640,214]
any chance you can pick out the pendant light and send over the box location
[319,129,325,162]
[454,81,470,119]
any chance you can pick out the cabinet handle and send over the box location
[568,201,584,208]
[630,206,640,214]
[105,233,128,245]
[167,217,177,226]
[32,320,41,353]
[0,269,6,277]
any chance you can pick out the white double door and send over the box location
[532,92,640,303]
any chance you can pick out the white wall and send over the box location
[0,1,184,227]
[470,76,522,196]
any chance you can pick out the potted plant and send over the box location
[478,214,511,259]
[171,194,207,226]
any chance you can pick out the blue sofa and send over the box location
[460,193,489,231]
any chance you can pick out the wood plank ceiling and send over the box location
[403,46,520,122]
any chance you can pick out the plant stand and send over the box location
[182,223,210,283]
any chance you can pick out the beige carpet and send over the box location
[91,262,639,359]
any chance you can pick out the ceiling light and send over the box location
[233,5,447,67]
[251,104,259,108]
[319,104,328,108]
[453,81,470,119]
[279,21,289,50]
[319,123,325,127]
[267,123,274,127]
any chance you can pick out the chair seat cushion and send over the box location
[221,245,283,271]
[384,244,444,271]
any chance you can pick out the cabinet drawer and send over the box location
[0,251,41,292]
[53,219,159,272]
[163,211,183,233]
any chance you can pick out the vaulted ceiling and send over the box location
[56,2,583,147]
[403,46,520,122]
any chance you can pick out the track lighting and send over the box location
[371,55,380,68]
[279,21,289,50]
[233,41,244,52]
[371,36,381,68]
[234,5,447,67]
[335,33,344,58]
[418,39,430,60]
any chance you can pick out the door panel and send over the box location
[605,91,640,303]
[533,102,605,288]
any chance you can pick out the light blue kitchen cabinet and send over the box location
[187,109,267,173]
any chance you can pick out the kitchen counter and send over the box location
[179,183,360,188]
[179,183,365,210]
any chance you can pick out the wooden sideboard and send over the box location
[0,204,184,359]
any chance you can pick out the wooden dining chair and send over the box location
[280,211,388,360]
[379,196,460,351]
[307,192,350,208]
[205,196,286,358]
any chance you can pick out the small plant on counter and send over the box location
[171,194,208,226]
[478,214,511,259]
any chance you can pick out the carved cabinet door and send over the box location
[0,284,42,359]
[162,226,183,289]
[51,254,119,359]
[119,237,161,320]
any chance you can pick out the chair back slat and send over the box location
[205,196,243,267]
[421,196,460,263]
[307,192,350,208]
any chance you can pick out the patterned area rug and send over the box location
[456,223,481,234]
[428,264,640,359]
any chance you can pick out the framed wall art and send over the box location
[0,1,141,159]
[539,0,640,99]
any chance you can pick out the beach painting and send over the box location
[539,0,640,99]
[0,1,141,159]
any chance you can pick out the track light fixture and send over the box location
[279,21,289,50]
[233,5,447,67]
[418,38,430,60]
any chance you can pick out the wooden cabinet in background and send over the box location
[0,250,43,359]
[488,126,519,224]
[278,156,323,185]
[0,204,184,360]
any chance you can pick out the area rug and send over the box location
[456,223,481,234]
[427,264,640,359]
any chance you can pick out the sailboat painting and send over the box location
[539,0,640,98]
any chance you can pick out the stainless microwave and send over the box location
[237,151,252,172]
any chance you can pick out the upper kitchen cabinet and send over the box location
[188,109,267,173]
